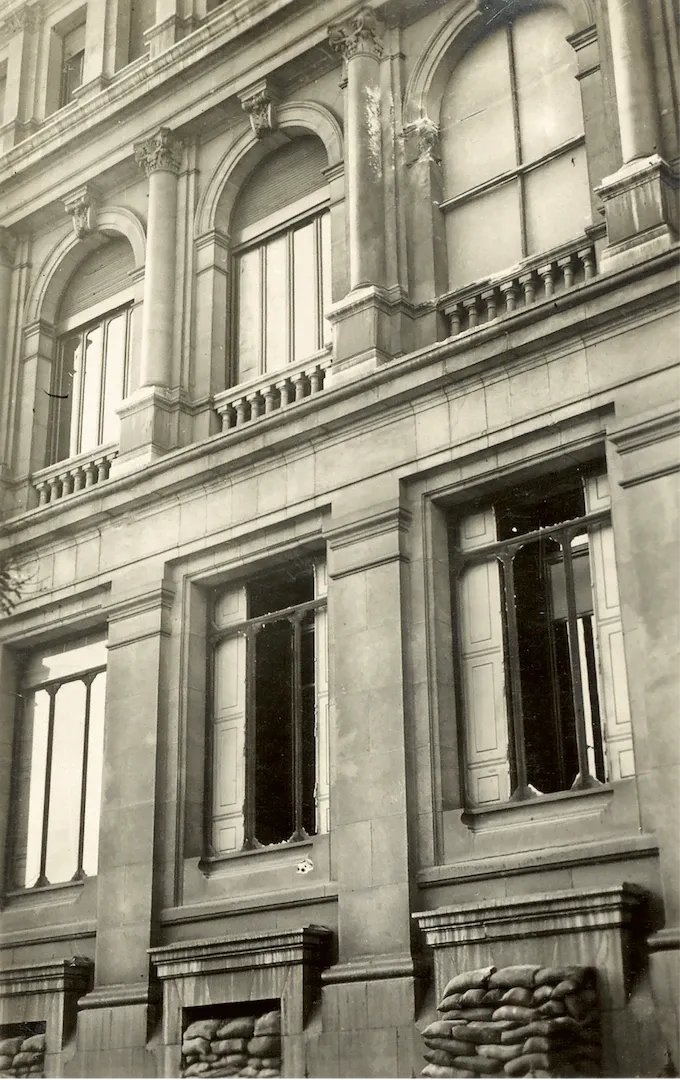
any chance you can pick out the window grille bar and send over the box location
[561,533,603,790]
[37,688,57,887]
[74,675,93,880]
[452,508,609,565]
[210,596,326,641]
[290,612,306,841]
[243,627,258,848]
[500,553,533,800]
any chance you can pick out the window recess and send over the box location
[450,471,634,808]
[59,23,85,108]
[208,560,329,855]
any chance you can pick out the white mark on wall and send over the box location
[365,85,383,178]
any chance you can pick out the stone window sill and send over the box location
[460,783,615,832]
[199,838,315,877]
[3,877,86,906]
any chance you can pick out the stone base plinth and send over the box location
[326,285,416,382]
[596,155,678,273]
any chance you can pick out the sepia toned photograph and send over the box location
[0,0,677,1076]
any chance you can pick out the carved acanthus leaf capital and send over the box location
[328,6,383,61]
[134,127,181,176]
[64,186,99,240]
[238,79,279,139]
[402,118,441,167]
[3,3,42,35]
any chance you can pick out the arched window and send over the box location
[440,5,592,289]
[230,137,331,386]
[49,238,134,465]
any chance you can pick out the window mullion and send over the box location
[290,613,305,841]
[73,676,93,880]
[561,533,604,790]
[506,22,527,257]
[36,688,57,887]
[287,230,294,366]
[500,552,534,801]
[258,246,265,376]
[243,627,259,848]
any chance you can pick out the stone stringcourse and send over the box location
[181,1009,282,1078]
[420,965,600,1079]
[0,1032,45,1078]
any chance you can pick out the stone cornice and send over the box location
[105,583,175,627]
[149,925,332,980]
[0,957,93,997]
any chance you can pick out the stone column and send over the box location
[329,7,385,290]
[135,127,181,389]
[76,0,129,96]
[595,0,677,271]
[606,0,659,163]
[0,5,40,151]
[0,230,16,505]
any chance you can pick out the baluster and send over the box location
[61,472,74,496]
[277,378,292,407]
[84,462,97,487]
[95,458,108,483]
[293,372,308,402]
[519,271,536,306]
[538,263,555,298]
[234,397,249,426]
[72,467,85,492]
[558,254,575,290]
[310,367,324,394]
[248,391,264,420]
[49,476,62,502]
[449,305,462,336]
[463,297,479,329]
[36,481,50,507]
[264,385,278,413]
[481,288,498,322]
[221,405,235,431]
[578,246,595,280]
[500,281,518,314]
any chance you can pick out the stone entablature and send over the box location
[0,959,93,1071]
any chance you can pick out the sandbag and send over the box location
[500,987,533,1006]
[184,1020,221,1040]
[505,1052,552,1076]
[491,1005,538,1022]
[441,967,496,998]
[422,1021,469,1039]
[247,1034,280,1056]
[488,966,540,990]
[20,1036,45,1053]
[0,1040,23,1057]
[216,1018,256,1039]
[253,1011,281,1036]
[210,1039,247,1054]
[182,1036,211,1056]
[421,1066,475,1079]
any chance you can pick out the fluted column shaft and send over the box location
[134,128,181,388]
[330,8,386,290]
[607,0,660,163]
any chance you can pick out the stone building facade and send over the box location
[0,0,677,1076]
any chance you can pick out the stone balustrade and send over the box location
[439,237,598,338]
[31,446,118,507]
[213,352,332,433]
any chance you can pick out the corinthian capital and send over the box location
[238,78,280,139]
[328,7,383,61]
[134,127,181,177]
[64,185,99,240]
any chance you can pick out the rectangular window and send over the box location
[234,211,331,383]
[59,23,85,108]
[9,638,107,890]
[209,560,329,854]
[450,470,634,807]
[50,306,131,464]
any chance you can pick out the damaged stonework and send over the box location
[402,118,441,167]
[420,965,601,1078]
[365,85,383,179]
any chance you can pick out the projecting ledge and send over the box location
[149,925,332,980]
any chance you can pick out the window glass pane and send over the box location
[441,25,515,197]
[82,671,106,876]
[253,619,293,845]
[513,7,584,163]
[61,50,84,107]
[79,324,104,453]
[320,212,332,348]
[23,690,50,888]
[549,546,593,621]
[101,312,127,445]
[45,680,86,883]
[524,145,591,254]
[293,223,317,362]
[445,182,522,288]
[236,249,261,383]
[264,234,287,373]
[54,334,80,463]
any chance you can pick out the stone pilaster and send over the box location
[144,0,183,58]
[0,4,41,150]
[116,129,181,466]
[595,0,677,271]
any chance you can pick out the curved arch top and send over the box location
[195,100,344,237]
[24,206,146,326]
[403,0,596,128]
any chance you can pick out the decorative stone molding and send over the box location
[0,227,17,268]
[328,6,383,61]
[419,964,601,1078]
[402,118,440,167]
[134,127,182,177]
[238,78,280,139]
[63,185,99,240]
[2,3,41,35]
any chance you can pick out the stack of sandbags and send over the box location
[420,965,600,1079]
[181,1010,281,1078]
[0,1033,45,1078]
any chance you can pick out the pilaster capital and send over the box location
[328,7,383,61]
[0,227,17,268]
[64,184,100,240]
[134,127,182,177]
[238,78,280,139]
[402,118,440,167]
[3,2,42,35]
